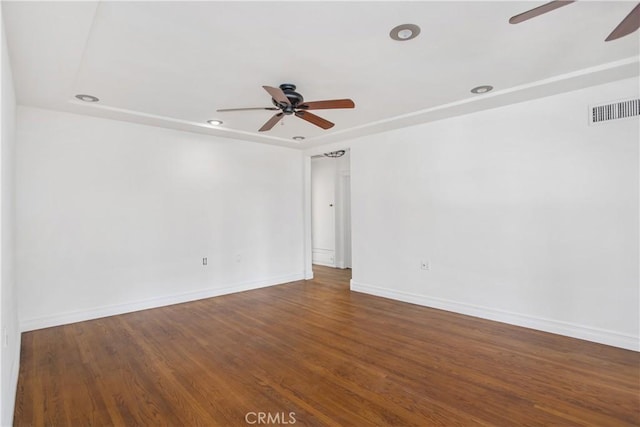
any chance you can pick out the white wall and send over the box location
[349,77,639,350]
[16,107,305,330]
[0,8,19,425]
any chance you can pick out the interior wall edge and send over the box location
[351,280,640,352]
[1,4,20,425]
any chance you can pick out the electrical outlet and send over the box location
[235,254,242,263]
[202,257,208,266]
[420,260,430,271]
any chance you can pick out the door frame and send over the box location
[303,146,352,279]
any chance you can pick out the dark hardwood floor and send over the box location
[14,266,640,426]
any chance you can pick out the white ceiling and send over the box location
[3,1,639,148]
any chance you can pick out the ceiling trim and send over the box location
[303,56,640,148]
[61,56,639,150]
[63,99,300,148]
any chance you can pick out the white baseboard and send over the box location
[312,248,335,267]
[312,261,336,268]
[20,273,305,332]
[350,280,639,352]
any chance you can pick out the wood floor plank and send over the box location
[14,266,640,426]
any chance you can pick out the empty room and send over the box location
[1,1,639,426]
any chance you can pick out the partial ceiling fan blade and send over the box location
[263,86,291,105]
[509,0,575,24]
[259,113,284,132]
[294,111,334,129]
[298,99,355,110]
[605,3,640,41]
[217,107,280,112]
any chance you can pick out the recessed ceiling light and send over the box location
[390,24,421,41]
[292,136,305,141]
[75,94,99,102]
[207,120,223,126]
[471,85,494,94]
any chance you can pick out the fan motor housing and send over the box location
[272,83,303,114]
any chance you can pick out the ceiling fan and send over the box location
[216,84,355,132]
[509,1,640,42]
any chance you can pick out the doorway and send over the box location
[310,150,352,270]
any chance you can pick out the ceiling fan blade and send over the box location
[298,99,355,110]
[509,0,575,24]
[294,111,334,129]
[217,107,279,112]
[263,86,291,105]
[258,113,284,132]
[605,3,640,41]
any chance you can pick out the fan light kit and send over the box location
[471,85,493,94]
[389,24,421,41]
[509,1,639,42]
[207,120,223,126]
[217,84,355,132]
[324,150,346,158]
[75,94,99,102]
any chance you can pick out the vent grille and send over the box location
[591,99,639,124]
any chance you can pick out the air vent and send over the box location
[590,99,639,124]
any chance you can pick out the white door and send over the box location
[311,157,336,266]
